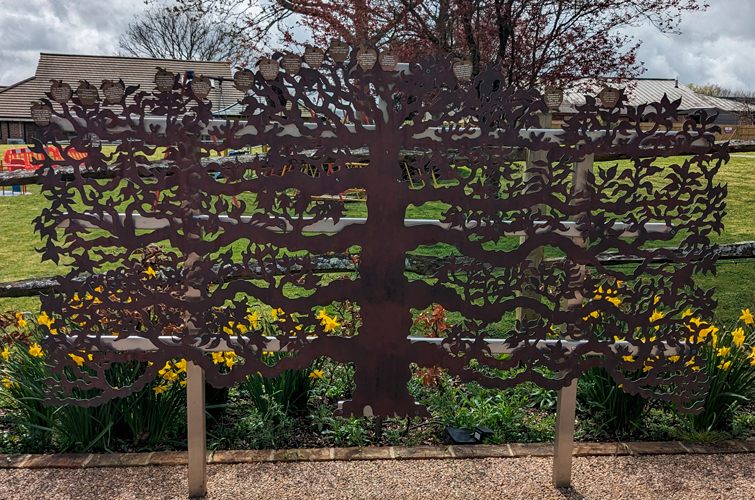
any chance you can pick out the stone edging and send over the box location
[1,440,753,469]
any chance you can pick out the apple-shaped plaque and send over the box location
[543,87,564,111]
[378,50,398,71]
[280,53,302,75]
[49,80,72,104]
[356,46,377,70]
[258,58,280,80]
[76,80,99,106]
[233,69,255,92]
[30,101,52,126]
[190,75,211,99]
[154,67,176,92]
[102,79,125,104]
[303,46,325,69]
[452,60,473,82]
[328,39,350,63]
[598,87,620,108]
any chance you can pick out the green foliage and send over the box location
[310,406,369,447]
[241,368,313,420]
[411,377,554,443]
[0,323,187,452]
[679,317,755,433]
[578,367,648,435]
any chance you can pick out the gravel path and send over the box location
[0,453,752,500]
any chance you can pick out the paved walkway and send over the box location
[0,453,753,500]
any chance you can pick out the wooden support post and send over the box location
[517,112,551,325]
[553,378,578,487]
[187,361,207,498]
[552,152,593,488]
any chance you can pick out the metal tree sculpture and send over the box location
[33,52,726,416]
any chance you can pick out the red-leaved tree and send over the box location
[167,0,705,87]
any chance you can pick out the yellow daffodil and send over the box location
[613,335,626,342]
[174,359,187,374]
[747,348,755,361]
[309,369,324,379]
[668,356,680,363]
[716,346,731,358]
[322,315,341,333]
[237,323,248,334]
[224,352,235,368]
[607,296,621,307]
[682,308,693,318]
[316,309,328,320]
[653,296,660,305]
[94,286,104,293]
[583,310,600,320]
[69,353,85,366]
[622,355,635,363]
[649,309,664,330]
[211,352,224,364]
[16,318,27,328]
[38,312,53,328]
[732,327,745,348]
[718,360,732,371]
[1,347,9,361]
[741,309,755,325]
[28,343,43,358]
[2,378,13,388]
[143,266,157,279]
[271,308,285,322]
[246,311,259,329]
[153,384,169,395]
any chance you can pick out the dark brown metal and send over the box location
[32,53,726,416]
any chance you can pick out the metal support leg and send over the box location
[552,377,578,488]
[187,361,207,498]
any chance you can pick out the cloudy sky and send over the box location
[0,0,752,90]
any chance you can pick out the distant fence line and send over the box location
[2,241,753,299]
[2,140,755,188]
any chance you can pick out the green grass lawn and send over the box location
[0,154,753,328]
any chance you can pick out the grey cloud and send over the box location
[627,0,755,90]
[0,0,144,85]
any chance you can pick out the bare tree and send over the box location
[118,8,236,61]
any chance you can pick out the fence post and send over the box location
[187,361,207,498]
[553,378,578,487]
[552,152,593,488]
[517,111,551,324]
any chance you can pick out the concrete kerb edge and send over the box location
[0,440,752,469]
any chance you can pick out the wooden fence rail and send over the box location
[2,241,753,299]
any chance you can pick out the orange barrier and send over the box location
[2,146,87,168]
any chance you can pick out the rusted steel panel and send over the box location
[32,52,725,416]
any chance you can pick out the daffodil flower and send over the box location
[741,309,754,325]
[309,369,324,379]
[1,347,9,361]
[143,266,157,279]
[69,353,86,366]
[732,327,745,347]
[28,343,44,358]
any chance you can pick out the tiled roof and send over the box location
[559,78,752,114]
[0,53,245,120]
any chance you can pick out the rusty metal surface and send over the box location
[32,52,726,415]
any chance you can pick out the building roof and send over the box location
[0,53,245,121]
[559,78,752,115]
